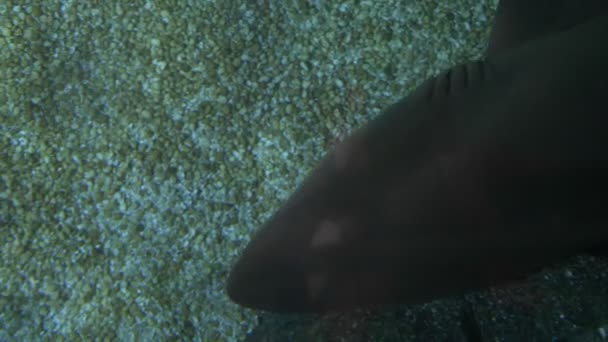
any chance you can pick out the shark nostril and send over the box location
[307,273,327,301]
[311,219,342,248]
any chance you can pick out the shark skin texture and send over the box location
[486,0,608,56]
[226,2,608,313]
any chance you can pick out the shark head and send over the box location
[227,1,608,313]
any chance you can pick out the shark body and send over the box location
[227,1,608,313]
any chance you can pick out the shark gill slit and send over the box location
[444,68,452,94]
[461,63,469,88]
[425,77,436,102]
[478,59,488,81]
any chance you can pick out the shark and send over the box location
[226,0,608,313]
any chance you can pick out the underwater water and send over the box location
[1,0,607,340]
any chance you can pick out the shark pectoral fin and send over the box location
[487,0,608,57]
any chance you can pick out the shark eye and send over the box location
[333,131,369,172]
